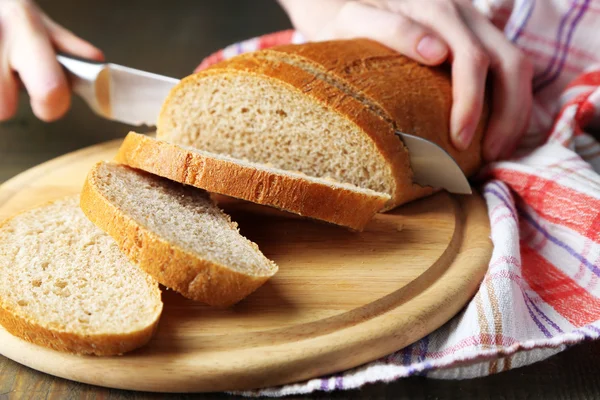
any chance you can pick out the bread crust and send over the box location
[158,39,488,209]
[115,132,390,231]
[0,301,160,356]
[264,39,487,180]
[0,197,163,356]
[158,49,432,209]
[80,163,278,307]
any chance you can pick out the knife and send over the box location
[57,54,178,127]
[57,54,471,194]
[396,133,471,194]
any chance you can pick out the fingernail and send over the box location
[417,35,447,62]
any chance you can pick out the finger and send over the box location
[325,2,449,65]
[43,16,104,61]
[457,4,534,161]
[5,1,70,121]
[482,73,527,161]
[484,56,533,161]
[0,63,19,121]
[396,0,490,150]
[498,88,532,160]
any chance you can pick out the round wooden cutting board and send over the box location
[0,139,492,393]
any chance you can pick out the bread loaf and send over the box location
[157,38,487,209]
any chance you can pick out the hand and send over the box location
[0,0,103,122]
[279,0,534,161]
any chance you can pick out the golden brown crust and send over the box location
[158,39,486,210]
[80,163,277,307]
[115,132,390,231]
[265,39,488,181]
[0,197,163,356]
[0,301,160,356]
[158,49,431,209]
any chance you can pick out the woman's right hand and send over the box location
[279,0,534,162]
[0,0,103,121]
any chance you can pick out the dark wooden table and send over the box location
[1,1,600,399]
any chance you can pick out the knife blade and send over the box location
[395,132,472,194]
[57,54,179,126]
[58,54,471,194]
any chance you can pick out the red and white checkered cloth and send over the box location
[196,1,600,396]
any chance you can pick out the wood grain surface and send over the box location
[8,143,592,400]
[3,339,600,400]
[1,1,599,398]
[0,139,491,392]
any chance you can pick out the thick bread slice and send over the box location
[0,196,162,356]
[157,44,422,209]
[80,162,278,307]
[115,132,390,231]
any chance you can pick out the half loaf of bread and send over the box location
[157,39,488,210]
[115,132,390,230]
[0,196,163,356]
[80,162,278,306]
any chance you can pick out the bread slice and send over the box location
[80,162,278,307]
[157,39,487,209]
[0,196,163,356]
[115,132,390,231]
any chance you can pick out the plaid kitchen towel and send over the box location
[196,1,600,396]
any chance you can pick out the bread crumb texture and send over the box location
[93,162,276,276]
[0,196,162,355]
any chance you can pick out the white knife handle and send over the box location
[57,54,111,118]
